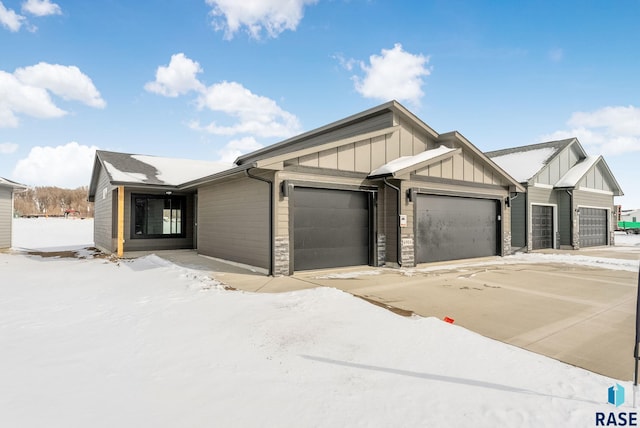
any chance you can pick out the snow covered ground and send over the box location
[2,218,639,427]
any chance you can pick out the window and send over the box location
[132,194,185,238]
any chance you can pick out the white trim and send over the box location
[577,204,611,211]
[532,182,554,189]
[576,186,614,195]
[529,203,558,249]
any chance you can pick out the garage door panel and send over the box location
[579,207,607,247]
[532,205,553,250]
[416,195,498,263]
[293,187,370,271]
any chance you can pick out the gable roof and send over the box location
[555,155,623,195]
[88,150,232,200]
[485,139,579,183]
[0,177,27,190]
[232,100,524,191]
[235,100,438,167]
[486,138,623,195]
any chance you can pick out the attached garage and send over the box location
[579,207,608,247]
[292,187,372,271]
[531,205,554,250]
[415,194,499,263]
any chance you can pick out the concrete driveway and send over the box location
[157,247,640,381]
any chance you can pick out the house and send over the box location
[88,101,524,275]
[486,139,623,251]
[620,209,640,223]
[619,208,640,233]
[0,177,27,249]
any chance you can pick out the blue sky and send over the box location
[1,0,639,208]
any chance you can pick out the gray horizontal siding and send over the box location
[574,189,613,211]
[0,188,12,248]
[93,166,114,253]
[527,186,558,205]
[510,193,526,248]
[197,175,270,269]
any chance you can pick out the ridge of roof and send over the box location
[485,138,576,159]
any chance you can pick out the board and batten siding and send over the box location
[93,165,115,253]
[577,162,614,193]
[415,150,509,187]
[198,174,270,270]
[284,122,438,175]
[535,145,582,185]
[253,110,394,164]
[0,187,12,248]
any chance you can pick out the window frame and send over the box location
[130,193,187,239]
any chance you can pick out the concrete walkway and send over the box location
[155,248,640,381]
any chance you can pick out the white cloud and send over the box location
[12,142,98,188]
[22,0,61,16]
[0,70,66,127]
[217,137,263,163]
[0,63,104,127]
[0,142,18,154]
[193,81,301,138]
[540,105,640,156]
[144,53,205,97]
[147,53,301,139]
[0,1,25,31]
[352,43,431,105]
[14,63,106,108]
[205,0,317,39]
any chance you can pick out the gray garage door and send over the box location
[579,207,608,247]
[532,205,554,250]
[293,187,370,271]
[416,195,498,263]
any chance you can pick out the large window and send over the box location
[132,194,185,238]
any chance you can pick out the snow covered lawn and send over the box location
[1,219,638,427]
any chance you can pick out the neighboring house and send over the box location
[0,177,27,249]
[88,100,524,275]
[486,139,623,251]
[621,209,640,223]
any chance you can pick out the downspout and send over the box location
[383,177,402,267]
[245,169,274,276]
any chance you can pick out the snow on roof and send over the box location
[99,151,234,186]
[554,156,599,188]
[489,147,557,182]
[132,155,232,186]
[369,145,456,177]
[103,161,149,184]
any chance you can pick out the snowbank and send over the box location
[1,217,638,427]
